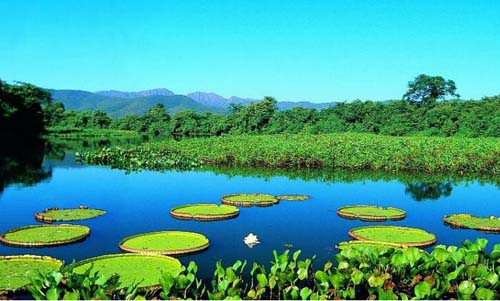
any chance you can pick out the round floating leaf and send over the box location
[67,253,181,289]
[35,207,106,223]
[337,205,406,221]
[0,224,90,247]
[221,194,278,207]
[444,214,500,232]
[275,195,310,201]
[348,226,436,247]
[170,204,239,221]
[0,255,63,293]
[119,231,209,255]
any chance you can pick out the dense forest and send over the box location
[2,76,500,139]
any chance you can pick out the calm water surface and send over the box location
[1,139,499,279]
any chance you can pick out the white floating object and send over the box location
[243,233,260,248]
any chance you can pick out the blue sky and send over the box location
[0,0,499,102]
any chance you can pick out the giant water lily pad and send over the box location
[0,255,63,293]
[444,214,500,232]
[170,204,239,221]
[119,231,209,255]
[35,207,106,223]
[0,224,90,247]
[68,253,181,289]
[337,240,405,250]
[221,193,278,207]
[348,226,436,247]
[275,195,310,201]
[337,205,406,221]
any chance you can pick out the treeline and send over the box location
[49,96,500,138]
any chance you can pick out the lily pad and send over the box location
[170,204,239,221]
[68,253,181,289]
[221,193,278,207]
[337,240,405,250]
[348,225,436,247]
[35,207,106,223]
[444,214,500,232]
[119,231,209,255]
[0,224,90,247]
[275,195,310,201]
[0,255,63,293]
[337,205,406,221]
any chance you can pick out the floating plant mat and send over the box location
[35,207,106,223]
[275,194,310,201]
[0,255,63,293]
[0,224,90,247]
[348,226,436,247]
[444,214,500,232]
[221,193,278,207]
[170,204,239,221]
[119,231,209,255]
[68,253,181,289]
[337,205,406,221]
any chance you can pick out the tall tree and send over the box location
[403,74,459,105]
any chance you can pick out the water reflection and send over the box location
[405,182,453,201]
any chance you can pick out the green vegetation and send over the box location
[337,240,407,250]
[221,193,279,207]
[78,134,500,175]
[0,224,90,247]
[27,239,500,300]
[444,214,500,232]
[35,207,106,222]
[119,231,210,255]
[275,195,310,201]
[170,204,239,221]
[337,205,406,221]
[348,225,437,247]
[68,253,182,289]
[0,255,62,293]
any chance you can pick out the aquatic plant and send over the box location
[35,207,106,223]
[119,231,209,255]
[444,213,500,232]
[275,194,310,201]
[348,225,437,247]
[25,239,500,300]
[0,255,62,294]
[221,193,279,207]
[0,224,90,247]
[337,205,406,221]
[67,253,182,289]
[78,133,500,175]
[170,204,239,221]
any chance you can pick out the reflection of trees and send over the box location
[405,182,453,201]
[0,138,52,192]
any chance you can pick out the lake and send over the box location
[1,138,499,280]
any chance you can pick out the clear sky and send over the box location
[0,0,499,102]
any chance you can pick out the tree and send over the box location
[403,74,459,105]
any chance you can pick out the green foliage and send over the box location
[26,266,141,300]
[78,133,500,175]
[26,239,500,300]
[403,74,460,105]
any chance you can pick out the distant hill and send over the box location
[50,88,337,118]
[50,90,226,118]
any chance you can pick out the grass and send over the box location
[120,231,209,255]
[349,226,436,247]
[0,255,62,292]
[2,225,90,244]
[36,208,106,222]
[78,133,500,175]
[444,214,500,231]
[69,254,181,288]
[46,127,140,138]
[337,205,406,220]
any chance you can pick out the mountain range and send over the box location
[50,88,337,118]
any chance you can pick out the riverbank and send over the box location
[78,133,500,175]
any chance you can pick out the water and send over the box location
[1,138,499,280]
